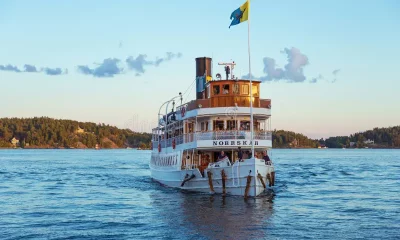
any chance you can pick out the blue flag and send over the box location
[229,1,249,28]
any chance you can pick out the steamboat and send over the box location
[150,57,275,197]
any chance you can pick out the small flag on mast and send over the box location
[229,0,249,28]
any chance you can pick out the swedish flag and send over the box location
[229,1,249,28]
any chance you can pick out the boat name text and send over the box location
[213,140,259,146]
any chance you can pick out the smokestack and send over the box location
[195,57,212,99]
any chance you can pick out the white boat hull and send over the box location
[150,158,274,197]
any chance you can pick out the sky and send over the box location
[0,0,399,139]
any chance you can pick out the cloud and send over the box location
[125,52,182,75]
[242,47,339,84]
[42,67,65,75]
[257,47,309,82]
[332,69,340,75]
[0,64,21,72]
[24,64,38,72]
[281,47,309,82]
[76,52,182,78]
[310,74,324,83]
[241,73,262,81]
[126,54,152,74]
[154,52,182,66]
[77,65,93,75]
[243,47,310,82]
[262,57,284,81]
[332,69,340,83]
[0,63,67,75]
[77,58,123,78]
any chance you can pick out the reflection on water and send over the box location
[150,189,275,240]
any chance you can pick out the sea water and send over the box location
[0,149,399,239]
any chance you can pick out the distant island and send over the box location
[273,126,400,149]
[321,126,400,149]
[0,117,151,149]
[0,117,399,149]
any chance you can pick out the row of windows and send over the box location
[151,155,179,166]
[209,83,259,97]
[200,120,258,131]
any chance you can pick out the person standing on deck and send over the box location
[237,147,243,162]
[263,150,272,165]
[218,151,227,161]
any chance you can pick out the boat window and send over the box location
[240,121,250,130]
[233,83,239,94]
[222,84,230,94]
[213,120,224,130]
[187,122,194,133]
[200,121,209,131]
[207,85,210,98]
[213,85,220,95]
[227,120,236,130]
[242,84,249,95]
[252,85,259,97]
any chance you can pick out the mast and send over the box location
[248,0,255,157]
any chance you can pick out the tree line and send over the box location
[0,117,152,149]
[1,117,398,149]
[272,130,319,148]
[322,126,400,148]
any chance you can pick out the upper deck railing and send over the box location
[153,130,272,149]
[177,98,271,112]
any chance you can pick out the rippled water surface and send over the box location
[0,149,399,239]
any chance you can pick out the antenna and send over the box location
[218,61,236,80]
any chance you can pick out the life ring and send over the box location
[172,139,176,149]
[158,143,161,152]
[181,106,186,117]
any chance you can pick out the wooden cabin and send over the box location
[184,79,270,111]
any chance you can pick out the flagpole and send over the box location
[247,0,255,158]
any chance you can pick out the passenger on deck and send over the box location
[199,154,210,175]
[238,147,243,162]
[246,150,252,159]
[263,150,272,165]
[202,154,210,166]
[218,151,228,161]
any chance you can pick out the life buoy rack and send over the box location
[158,143,161,152]
[181,106,186,117]
[172,138,176,149]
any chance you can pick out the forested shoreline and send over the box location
[1,117,399,149]
[0,117,151,149]
[322,126,400,148]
